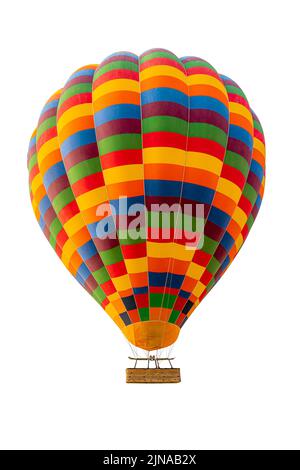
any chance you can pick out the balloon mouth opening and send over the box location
[123,321,180,351]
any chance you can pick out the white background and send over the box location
[1,0,299,450]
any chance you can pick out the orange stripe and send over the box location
[141,76,187,94]
[189,84,228,106]
[212,192,237,215]
[93,91,140,112]
[59,116,94,142]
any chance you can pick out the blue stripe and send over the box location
[255,194,262,210]
[77,240,97,261]
[41,99,59,114]
[190,96,229,120]
[38,217,45,231]
[250,159,264,181]
[68,69,95,81]
[94,104,141,127]
[182,182,214,204]
[76,263,90,282]
[87,222,98,239]
[133,286,148,295]
[107,51,137,59]
[178,289,191,299]
[60,129,96,157]
[145,180,182,198]
[165,273,185,289]
[110,196,145,214]
[149,272,184,289]
[39,195,51,217]
[229,124,252,148]
[29,136,36,150]
[43,161,66,190]
[141,88,188,107]
[221,256,230,271]
[208,207,231,229]
[220,231,234,252]
[96,215,116,238]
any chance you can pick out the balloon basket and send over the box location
[126,356,181,383]
[126,367,181,383]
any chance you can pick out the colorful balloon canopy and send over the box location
[28,49,265,351]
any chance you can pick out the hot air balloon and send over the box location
[28,49,265,383]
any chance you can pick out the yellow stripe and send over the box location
[235,234,243,251]
[186,262,205,280]
[253,137,265,155]
[31,173,43,197]
[61,238,77,266]
[140,65,186,82]
[192,281,206,298]
[76,187,107,211]
[103,164,143,184]
[107,292,121,303]
[217,178,241,203]
[232,206,247,228]
[57,103,92,132]
[37,137,58,166]
[230,102,253,123]
[93,79,139,100]
[188,74,226,93]
[112,274,132,291]
[63,212,85,237]
[143,147,185,165]
[125,257,148,274]
[186,152,223,174]
[147,242,194,261]
[104,303,120,321]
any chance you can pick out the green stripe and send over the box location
[67,157,101,185]
[142,116,188,136]
[49,218,62,239]
[100,246,124,265]
[140,50,182,65]
[37,116,56,141]
[183,59,216,72]
[224,150,250,177]
[189,122,227,146]
[58,83,91,107]
[28,153,37,172]
[99,134,141,154]
[52,187,74,213]
[243,183,257,206]
[169,310,180,323]
[224,84,247,101]
[94,60,138,79]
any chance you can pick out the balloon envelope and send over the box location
[28,49,265,351]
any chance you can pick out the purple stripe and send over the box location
[142,102,188,120]
[96,119,141,139]
[47,174,70,200]
[64,143,99,171]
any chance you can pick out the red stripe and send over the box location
[93,69,139,87]
[101,149,142,169]
[58,200,80,224]
[143,132,187,150]
[140,57,185,72]
[57,93,92,119]
[106,261,127,277]
[72,172,104,197]
[188,137,225,159]
[121,243,147,259]
[221,164,246,190]
[36,127,57,150]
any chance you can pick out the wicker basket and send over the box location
[126,368,181,383]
